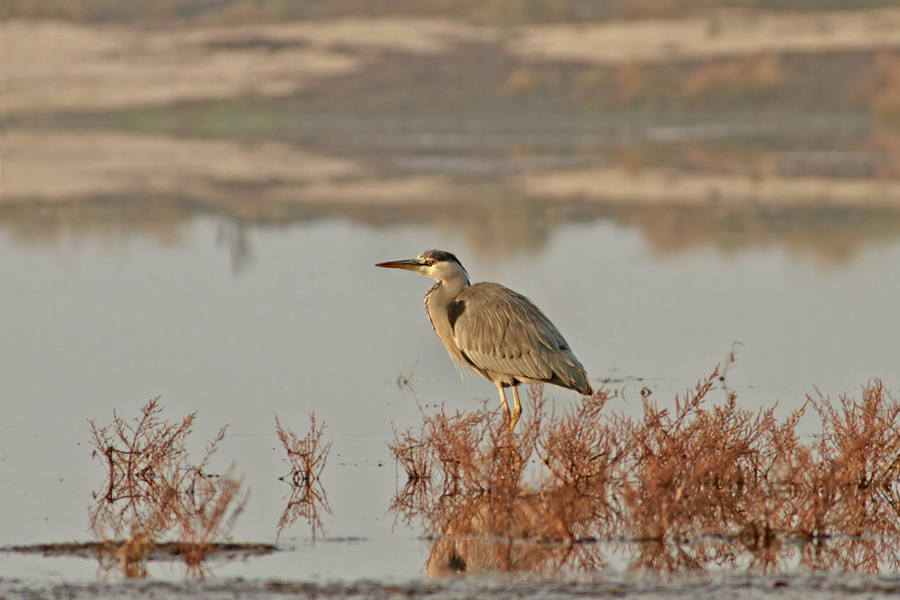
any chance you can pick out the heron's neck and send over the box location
[437,275,468,302]
[423,276,469,363]
[424,276,468,315]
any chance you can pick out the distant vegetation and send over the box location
[7,0,899,24]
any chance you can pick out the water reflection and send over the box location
[391,376,900,576]
[426,531,900,577]
[5,196,900,271]
[601,205,900,262]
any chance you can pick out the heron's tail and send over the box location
[546,360,592,396]
[573,369,593,396]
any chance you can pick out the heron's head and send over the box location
[376,249,469,284]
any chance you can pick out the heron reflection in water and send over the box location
[376,249,592,431]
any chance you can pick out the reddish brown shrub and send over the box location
[88,398,246,578]
[390,370,900,575]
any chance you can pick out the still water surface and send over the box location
[2,209,900,583]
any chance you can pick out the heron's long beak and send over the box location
[375,259,421,271]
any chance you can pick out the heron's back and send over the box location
[449,282,591,395]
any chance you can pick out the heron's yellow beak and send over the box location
[375,259,422,271]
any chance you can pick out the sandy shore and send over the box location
[1,18,491,115]
[5,10,900,115]
[512,9,900,64]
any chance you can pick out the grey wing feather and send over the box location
[453,283,591,394]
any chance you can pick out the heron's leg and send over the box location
[496,383,511,420]
[510,386,522,430]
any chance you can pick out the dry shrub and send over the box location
[615,367,798,540]
[88,398,247,578]
[274,413,332,541]
[392,390,614,575]
[747,381,900,574]
[808,381,900,537]
[390,370,900,575]
[533,385,622,541]
[391,398,539,534]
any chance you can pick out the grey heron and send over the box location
[376,249,592,431]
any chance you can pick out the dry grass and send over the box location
[390,369,900,575]
[88,398,247,578]
[274,413,332,541]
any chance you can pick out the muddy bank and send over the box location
[3,572,900,600]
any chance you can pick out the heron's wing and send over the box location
[452,282,591,393]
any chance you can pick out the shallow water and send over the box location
[2,207,900,590]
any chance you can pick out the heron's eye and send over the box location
[426,259,436,266]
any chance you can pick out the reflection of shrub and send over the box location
[391,369,900,574]
[88,398,247,578]
[274,413,332,541]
